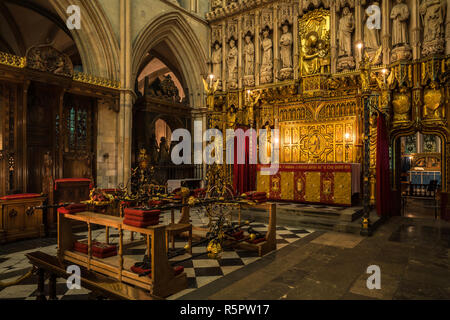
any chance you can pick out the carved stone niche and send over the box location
[420,0,447,56]
[300,0,331,16]
[26,45,73,77]
[243,15,255,87]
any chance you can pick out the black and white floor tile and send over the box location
[0,208,314,300]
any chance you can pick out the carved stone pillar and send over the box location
[273,4,279,83]
[355,2,363,67]
[331,3,337,74]
[222,23,227,90]
[293,4,299,80]
[382,0,391,65]
[446,0,450,54]
[238,17,243,89]
[255,11,261,86]
[118,0,132,185]
[411,0,421,59]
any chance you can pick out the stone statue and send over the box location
[260,28,273,84]
[363,3,380,51]
[246,91,261,127]
[391,0,409,46]
[338,7,354,57]
[279,23,293,80]
[158,137,170,164]
[54,57,65,75]
[337,7,356,71]
[391,0,412,62]
[420,0,447,55]
[211,42,222,86]
[243,34,255,87]
[302,32,321,75]
[227,38,238,89]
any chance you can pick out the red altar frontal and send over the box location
[256,164,361,206]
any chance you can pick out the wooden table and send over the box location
[58,211,187,298]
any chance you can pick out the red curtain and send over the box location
[233,128,256,195]
[376,114,391,217]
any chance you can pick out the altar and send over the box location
[256,164,361,206]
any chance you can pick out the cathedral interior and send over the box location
[0,0,449,302]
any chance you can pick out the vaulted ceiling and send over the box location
[0,0,81,66]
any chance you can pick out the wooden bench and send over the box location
[26,251,160,300]
[232,202,277,257]
[166,204,193,254]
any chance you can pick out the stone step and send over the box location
[236,204,372,235]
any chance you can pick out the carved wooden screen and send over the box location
[27,83,59,193]
[60,94,97,180]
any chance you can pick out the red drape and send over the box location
[233,128,256,195]
[376,114,391,217]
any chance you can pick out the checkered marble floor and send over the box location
[0,208,314,300]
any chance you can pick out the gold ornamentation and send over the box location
[334,172,351,205]
[392,87,411,123]
[73,72,120,89]
[0,52,26,68]
[281,120,356,164]
[305,172,321,203]
[280,172,294,200]
[423,84,445,120]
[299,9,330,76]
[271,176,280,192]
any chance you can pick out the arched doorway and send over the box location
[391,131,446,219]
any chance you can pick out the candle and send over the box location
[357,42,363,61]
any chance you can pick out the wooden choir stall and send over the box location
[0,46,120,239]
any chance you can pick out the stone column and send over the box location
[446,0,450,54]
[293,4,300,79]
[355,2,363,67]
[255,11,261,86]
[330,3,337,74]
[118,0,133,185]
[273,4,279,83]
[382,0,391,65]
[411,0,421,60]
[222,23,227,90]
[238,17,243,89]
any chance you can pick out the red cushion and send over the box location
[0,193,41,201]
[93,250,117,259]
[58,203,87,215]
[248,238,266,244]
[124,208,161,217]
[130,265,184,278]
[73,241,117,254]
[124,215,160,223]
[123,218,159,228]
[230,231,244,240]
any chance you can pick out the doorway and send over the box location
[396,133,442,219]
